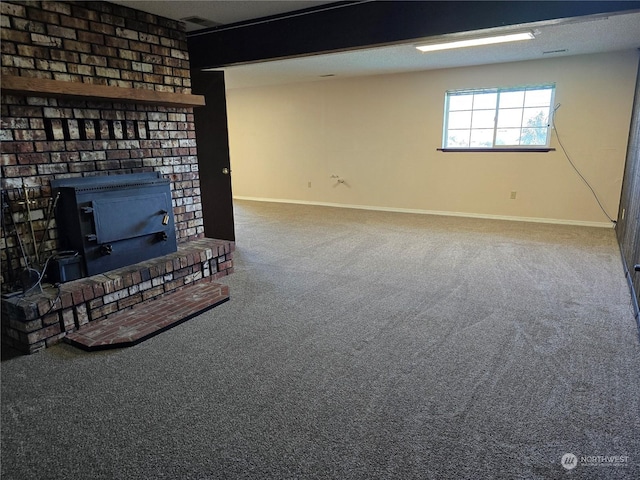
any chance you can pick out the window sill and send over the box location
[437,147,555,153]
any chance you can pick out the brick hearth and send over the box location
[1,238,234,354]
[65,280,229,351]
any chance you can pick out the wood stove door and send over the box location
[191,69,235,241]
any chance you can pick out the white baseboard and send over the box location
[233,196,614,228]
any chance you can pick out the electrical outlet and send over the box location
[308,181,311,188]
[510,191,517,200]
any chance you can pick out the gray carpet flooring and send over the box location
[2,200,639,479]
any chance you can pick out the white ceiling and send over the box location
[111,2,640,90]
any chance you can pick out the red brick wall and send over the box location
[0,1,204,290]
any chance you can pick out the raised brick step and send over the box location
[2,238,234,354]
[65,281,229,351]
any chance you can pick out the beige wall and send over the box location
[226,51,638,226]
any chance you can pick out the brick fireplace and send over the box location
[1,1,234,353]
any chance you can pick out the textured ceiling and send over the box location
[219,11,640,89]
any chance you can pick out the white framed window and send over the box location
[442,84,555,149]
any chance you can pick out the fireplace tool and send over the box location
[0,191,16,286]
[35,191,60,265]
[2,189,39,292]
[22,183,40,266]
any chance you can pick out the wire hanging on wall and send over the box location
[551,103,616,224]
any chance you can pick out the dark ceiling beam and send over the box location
[187,1,640,70]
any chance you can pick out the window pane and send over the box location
[448,110,472,129]
[495,128,521,146]
[499,91,524,109]
[443,84,554,149]
[524,88,553,107]
[446,130,470,147]
[473,92,497,110]
[471,110,495,128]
[470,128,494,147]
[449,94,473,111]
[497,108,523,128]
[522,107,549,127]
[520,127,548,146]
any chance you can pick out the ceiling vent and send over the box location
[180,16,222,28]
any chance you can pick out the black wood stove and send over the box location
[51,172,177,280]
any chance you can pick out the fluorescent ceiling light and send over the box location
[416,32,535,52]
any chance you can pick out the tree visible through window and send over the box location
[443,85,555,148]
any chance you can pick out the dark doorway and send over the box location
[190,70,235,241]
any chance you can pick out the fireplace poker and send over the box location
[3,190,29,270]
[1,192,16,285]
[22,183,40,265]
[35,191,61,266]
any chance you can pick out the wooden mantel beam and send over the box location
[1,76,206,108]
